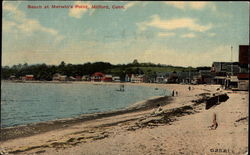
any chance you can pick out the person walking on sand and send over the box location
[176,91,178,96]
[172,90,175,96]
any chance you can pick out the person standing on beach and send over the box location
[172,90,175,96]
[176,91,178,96]
[209,113,218,130]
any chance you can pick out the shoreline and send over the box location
[0,83,225,141]
[1,81,172,129]
[0,83,248,155]
[1,95,172,141]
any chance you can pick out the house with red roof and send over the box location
[91,72,105,82]
[102,74,113,82]
[25,75,34,81]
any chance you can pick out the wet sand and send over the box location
[1,96,172,141]
[0,83,248,155]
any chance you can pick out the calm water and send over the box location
[1,82,170,127]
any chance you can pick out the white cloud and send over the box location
[16,19,57,35]
[181,33,196,38]
[69,1,92,18]
[166,2,216,11]
[2,31,235,67]
[3,2,64,42]
[158,32,176,37]
[123,2,148,11]
[189,2,211,10]
[137,15,212,32]
[124,2,139,10]
[124,2,138,9]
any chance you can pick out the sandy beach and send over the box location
[0,83,248,155]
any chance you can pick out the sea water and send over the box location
[1,82,170,127]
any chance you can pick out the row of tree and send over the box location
[1,61,114,81]
[1,60,211,81]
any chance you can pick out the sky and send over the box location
[2,1,249,67]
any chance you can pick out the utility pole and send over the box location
[189,67,191,84]
[231,46,233,76]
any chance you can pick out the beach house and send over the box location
[9,75,16,80]
[59,75,67,81]
[52,73,61,81]
[213,45,249,90]
[131,74,145,83]
[125,74,132,82]
[91,72,105,82]
[25,75,34,81]
[75,76,82,81]
[69,76,76,81]
[211,62,239,85]
[237,45,249,90]
[82,75,90,81]
[197,70,214,84]
[226,45,249,90]
[102,74,113,82]
[211,62,240,74]
[155,72,167,83]
[112,76,121,82]
[167,71,178,83]
[53,73,67,81]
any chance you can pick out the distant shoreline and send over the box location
[1,80,180,90]
[0,95,172,141]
